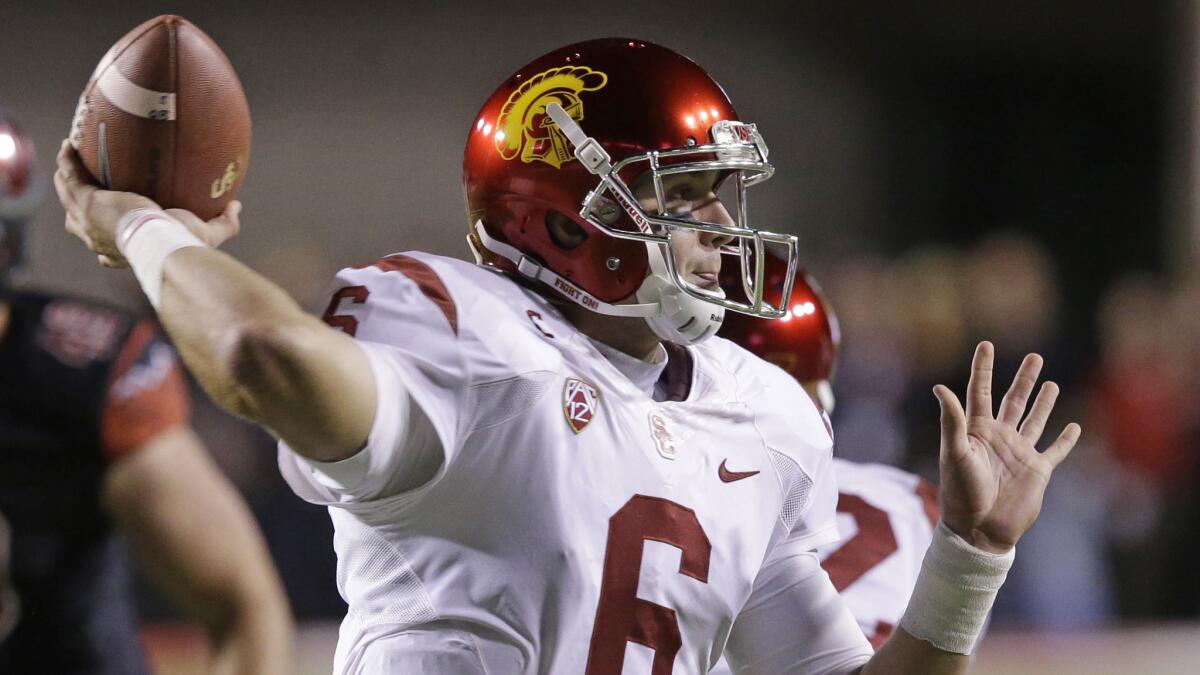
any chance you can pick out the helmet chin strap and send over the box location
[470,220,723,344]
[470,220,656,318]
[636,241,725,344]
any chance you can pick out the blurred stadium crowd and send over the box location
[814,233,1200,629]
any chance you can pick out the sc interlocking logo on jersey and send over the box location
[648,411,677,459]
[495,66,608,169]
[562,377,600,433]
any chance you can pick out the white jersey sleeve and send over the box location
[689,337,844,558]
[716,430,871,675]
[722,551,873,674]
[278,254,475,504]
[736,357,843,555]
[711,461,936,675]
[768,439,841,558]
[709,342,872,674]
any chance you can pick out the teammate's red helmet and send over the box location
[0,111,40,280]
[719,255,841,410]
[463,39,799,344]
[0,113,36,214]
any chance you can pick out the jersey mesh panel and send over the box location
[768,449,814,530]
[464,371,557,434]
[339,524,438,629]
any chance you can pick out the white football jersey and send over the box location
[277,252,871,674]
[710,461,937,673]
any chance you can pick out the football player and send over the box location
[56,39,1080,674]
[709,265,940,674]
[0,112,292,673]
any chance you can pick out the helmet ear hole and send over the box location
[545,210,588,251]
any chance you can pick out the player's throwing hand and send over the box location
[53,140,240,268]
[933,341,1081,554]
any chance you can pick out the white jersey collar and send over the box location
[588,338,668,398]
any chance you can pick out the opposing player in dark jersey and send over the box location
[0,112,292,673]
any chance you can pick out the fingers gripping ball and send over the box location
[69,15,251,220]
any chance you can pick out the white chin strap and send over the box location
[636,243,725,344]
[470,220,724,344]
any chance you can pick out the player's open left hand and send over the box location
[53,140,241,268]
[933,341,1081,554]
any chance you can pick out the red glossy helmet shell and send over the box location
[463,38,740,303]
[719,257,841,384]
[0,111,37,277]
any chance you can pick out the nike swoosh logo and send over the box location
[719,459,759,483]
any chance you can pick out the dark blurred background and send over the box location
[2,0,1197,672]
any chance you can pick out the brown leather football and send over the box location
[69,15,250,220]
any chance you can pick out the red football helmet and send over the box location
[719,255,841,410]
[0,111,41,282]
[463,38,799,344]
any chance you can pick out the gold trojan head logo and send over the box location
[495,66,608,169]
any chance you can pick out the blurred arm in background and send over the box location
[97,319,292,675]
[103,427,292,675]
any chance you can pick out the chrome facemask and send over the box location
[545,103,800,321]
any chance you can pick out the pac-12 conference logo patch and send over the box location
[563,377,600,433]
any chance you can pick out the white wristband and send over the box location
[115,208,206,309]
[898,521,1014,655]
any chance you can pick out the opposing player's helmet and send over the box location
[0,111,41,288]
[719,255,841,410]
[463,39,799,344]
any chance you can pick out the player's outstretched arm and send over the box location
[103,427,293,675]
[857,342,1081,675]
[54,141,374,461]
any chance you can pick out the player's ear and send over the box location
[546,210,587,251]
